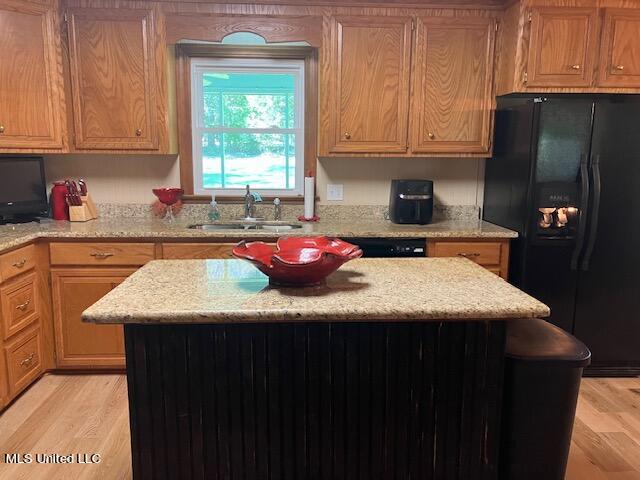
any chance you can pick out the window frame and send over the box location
[175,45,318,203]
[191,57,305,197]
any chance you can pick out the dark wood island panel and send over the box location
[124,321,506,480]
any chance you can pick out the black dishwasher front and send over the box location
[349,238,426,258]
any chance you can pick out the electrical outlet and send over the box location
[326,184,344,201]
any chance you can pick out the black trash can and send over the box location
[501,318,591,480]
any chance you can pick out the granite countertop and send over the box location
[82,258,549,324]
[0,217,517,254]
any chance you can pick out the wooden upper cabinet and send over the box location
[526,7,599,87]
[327,16,412,153]
[0,1,65,150]
[598,9,640,88]
[67,8,158,150]
[411,17,496,154]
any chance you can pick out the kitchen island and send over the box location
[83,258,549,480]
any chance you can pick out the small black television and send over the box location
[0,157,48,223]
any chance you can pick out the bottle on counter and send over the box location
[208,196,221,221]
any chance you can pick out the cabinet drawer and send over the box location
[1,272,38,340]
[5,326,42,396]
[429,241,502,265]
[0,244,36,282]
[50,243,155,266]
[162,242,275,260]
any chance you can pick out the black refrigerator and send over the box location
[483,94,640,376]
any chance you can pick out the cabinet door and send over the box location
[51,269,134,368]
[67,8,158,150]
[0,1,65,149]
[526,7,599,87]
[327,16,412,153]
[411,17,496,154]
[598,9,640,88]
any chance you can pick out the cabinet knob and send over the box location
[344,132,351,140]
[615,65,625,71]
[428,132,435,140]
[570,64,581,70]
[135,128,142,137]
[0,125,4,134]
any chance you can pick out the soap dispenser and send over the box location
[208,195,221,221]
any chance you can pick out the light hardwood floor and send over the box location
[0,374,638,479]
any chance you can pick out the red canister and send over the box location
[50,181,69,220]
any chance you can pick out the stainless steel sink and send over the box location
[188,221,303,231]
[258,222,304,231]
[189,223,251,230]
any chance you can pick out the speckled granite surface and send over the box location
[82,258,549,324]
[0,217,516,254]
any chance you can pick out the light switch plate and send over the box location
[326,184,344,201]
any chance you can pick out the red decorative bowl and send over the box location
[152,187,184,206]
[232,237,363,287]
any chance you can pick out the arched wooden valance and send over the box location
[166,14,322,47]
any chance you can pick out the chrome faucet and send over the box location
[244,184,262,219]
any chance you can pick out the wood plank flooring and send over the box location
[0,374,638,479]
[0,374,131,480]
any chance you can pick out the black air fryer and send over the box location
[389,179,434,224]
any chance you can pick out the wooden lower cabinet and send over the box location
[427,239,510,279]
[161,242,276,259]
[0,244,48,410]
[51,268,134,369]
[0,339,8,409]
[162,242,239,259]
[4,324,43,397]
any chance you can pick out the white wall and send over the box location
[44,154,180,204]
[317,157,485,206]
[43,154,485,207]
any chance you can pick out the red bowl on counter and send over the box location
[232,237,363,287]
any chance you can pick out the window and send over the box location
[191,57,305,196]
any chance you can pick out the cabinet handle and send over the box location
[15,299,31,311]
[0,125,4,134]
[457,252,480,258]
[90,252,114,259]
[20,353,35,368]
[614,65,625,71]
[344,132,351,140]
[570,64,581,70]
[12,259,27,268]
[428,132,435,139]
[135,128,142,136]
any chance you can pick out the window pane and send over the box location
[202,73,296,128]
[201,132,223,187]
[201,133,296,190]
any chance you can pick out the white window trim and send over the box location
[190,57,305,197]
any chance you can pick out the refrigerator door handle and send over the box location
[570,154,591,270]
[582,154,602,271]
